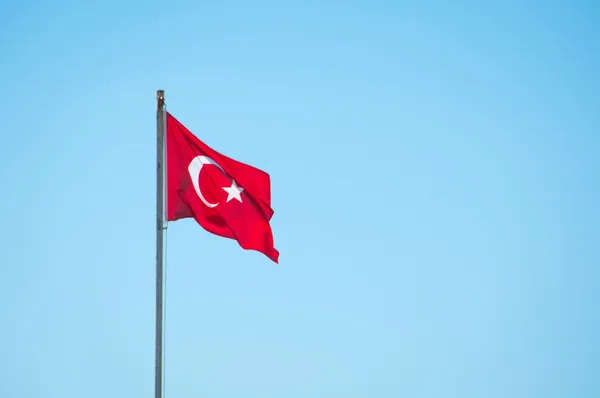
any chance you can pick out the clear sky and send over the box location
[1,1,599,397]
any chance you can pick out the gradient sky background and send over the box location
[1,1,599,397]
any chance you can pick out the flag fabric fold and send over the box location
[166,112,279,263]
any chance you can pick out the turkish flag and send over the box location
[166,112,279,263]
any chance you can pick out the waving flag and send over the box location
[165,112,279,263]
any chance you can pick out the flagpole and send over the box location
[155,89,166,398]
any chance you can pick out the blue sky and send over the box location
[1,1,599,397]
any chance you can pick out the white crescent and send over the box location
[188,155,225,208]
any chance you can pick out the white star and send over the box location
[222,180,244,203]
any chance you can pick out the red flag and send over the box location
[166,112,279,263]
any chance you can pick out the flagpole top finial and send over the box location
[156,90,165,111]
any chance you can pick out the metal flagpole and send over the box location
[155,90,166,398]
